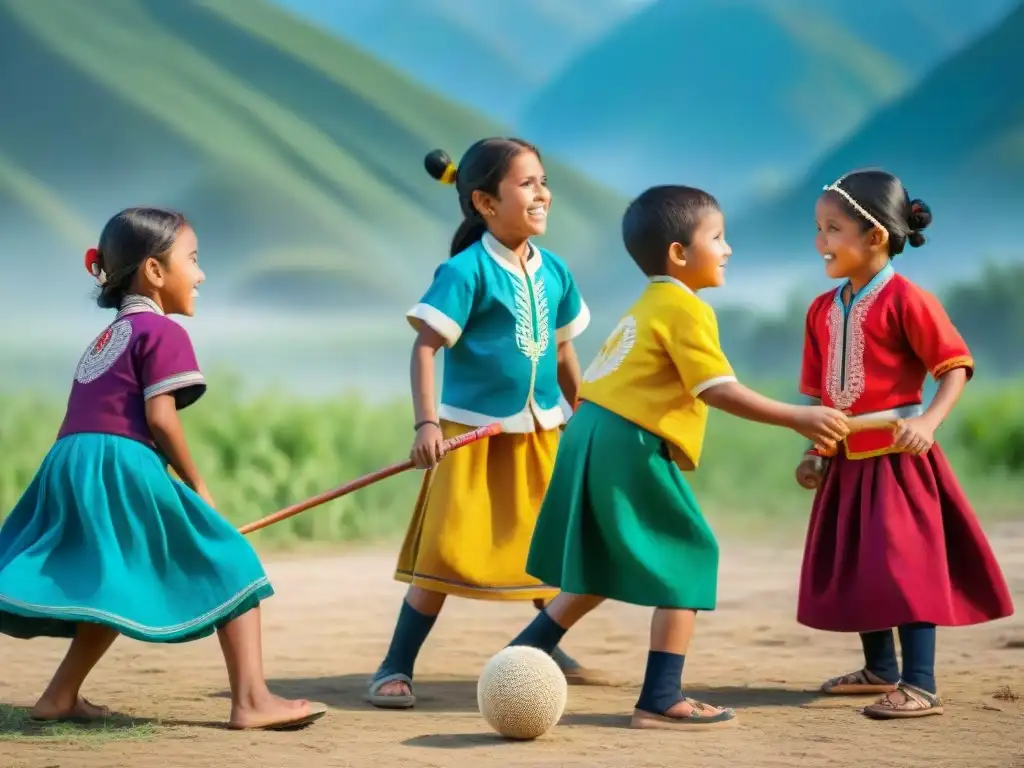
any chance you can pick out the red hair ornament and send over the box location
[84,248,106,285]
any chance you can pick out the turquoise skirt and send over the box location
[526,402,719,610]
[0,433,273,643]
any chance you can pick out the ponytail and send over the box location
[449,214,488,257]
[423,138,538,259]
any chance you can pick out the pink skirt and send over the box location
[797,443,1014,633]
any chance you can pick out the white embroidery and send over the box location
[825,272,894,411]
[582,315,637,383]
[512,273,550,362]
[117,294,163,318]
[74,319,133,384]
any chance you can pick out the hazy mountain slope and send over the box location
[729,2,1024,260]
[0,0,625,311]
[269,0,650,123]
[520,0,1018,205]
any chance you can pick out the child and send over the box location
[505,185,850,729]
[366,139,598,708]
[795,169,1015,719]
[0,207,326,731]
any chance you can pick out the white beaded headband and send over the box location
[822,173,885,233]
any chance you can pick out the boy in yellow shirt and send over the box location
[503,185,849,729]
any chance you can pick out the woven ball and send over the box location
[477,645,567,740]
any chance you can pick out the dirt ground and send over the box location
[2,524,1022,768]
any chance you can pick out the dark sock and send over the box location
[635,651,685,714]
[860,629,900,683]
[375,600,438,680]
[507,609,567,654]
[898,622,937,693]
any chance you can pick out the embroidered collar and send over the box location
[482,232,542,277]
[649,275,696,295]
[116,294,164,318]
[834,261,895,309]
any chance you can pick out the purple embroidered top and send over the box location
[57,295,207,447]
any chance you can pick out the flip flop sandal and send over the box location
[862,684,944,719]
[229,702,329,731]
[630,698,737,729]
[30,698,112,724]
[365,672,416,709]
[821,669,899,695]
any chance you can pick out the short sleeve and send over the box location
[554,269,590,344]
[799,303,824,398]
[405,260,476,347]
[137,320,206,409]
[901,285,974,380]
[663,303,737,397]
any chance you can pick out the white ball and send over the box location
[477,645,568,740]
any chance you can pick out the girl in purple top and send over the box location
[0,207,326,731]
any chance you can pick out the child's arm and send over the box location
[923,368,968,426]
[893,367,968,454]
[894,285,974,454]
[556,340,581,410]
[700,381,847,449]
[409,327,447,467]
[146,394,213,506]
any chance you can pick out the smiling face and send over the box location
[139,225,205,316]
[814,193,888,283]
[670,208,731,290]
[475,150,550,245]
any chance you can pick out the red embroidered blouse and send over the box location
[799,263,974,459]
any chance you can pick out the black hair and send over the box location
[822,168,932,256]
[94,207,189,309]
[424,138,540,257]
[621,185,721,276]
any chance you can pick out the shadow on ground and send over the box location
[213,675,823,715]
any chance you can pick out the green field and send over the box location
[2,376,1019,549]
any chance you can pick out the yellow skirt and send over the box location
[394,420,560,601]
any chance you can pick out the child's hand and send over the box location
[411,422,445,468]
[892,416,936,455]
[795,456,825,490]
[194,481,216,509]
[792,406,848,453]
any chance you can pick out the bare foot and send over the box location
[228,692,326,731]
[30,696,111,722]
[376,680,411,697]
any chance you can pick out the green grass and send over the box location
[0,704,158,744]
[1,376,1020,548]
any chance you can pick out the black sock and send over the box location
[508,609,567,654]
[860,629,900,683]
[635,651,685,714]
[898,622,937,693]
[375,600,437,680]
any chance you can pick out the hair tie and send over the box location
[439,162,457,185]
[84,247,107,285]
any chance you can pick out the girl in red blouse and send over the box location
[795,168,1014,719]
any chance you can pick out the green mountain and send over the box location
[519,0,1018,206]
[0,0,625,311]
[271,0,647,124]
[730,1,1024,260]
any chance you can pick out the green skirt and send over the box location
[526,402,719,609]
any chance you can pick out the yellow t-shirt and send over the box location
[578,276,736,470]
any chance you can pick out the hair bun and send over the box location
[907,198,932,232]
[424,149,457,185]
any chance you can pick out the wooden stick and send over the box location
[237,422,503,535]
